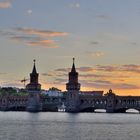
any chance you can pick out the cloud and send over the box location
[96,64,140,74]
[41,73,48,76]
[53,64,140,77]
[69,3,80,8]
[96,65,117,72]
[54,66,95,73]
[92,52,104,57]
[0,72,7,75]
[10,36,42,42]
[91,41,99,45]
[86,51,105,57]
[77,67,95,72]
[55,68,70,72]
[81,80,139,90]
[96,15,110,20]
[0,2,11,8]
[115,83,139,89]
[77,64,140,90]
[0,27,68,48]
[129,42,137,46]
[10,35,58,48]
[54,64,140,75]
[0,30,15,36]
[55,78,67,83]
[80,74,108,78]
[80,73,129,80]
[28,39,58,48]
[94,80,111,84]
[94,31,140,50]
[27,9,32,15]
[122,64,140,74]
[45,63,140,91]
[15,27,68,37]
[41,71,67,77]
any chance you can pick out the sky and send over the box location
[1,0,140,95]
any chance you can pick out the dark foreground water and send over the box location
[0,111,139,140]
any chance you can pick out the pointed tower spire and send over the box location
[71,58,76,73]
[26,59,41,91]
[66,58,80,91]
[32,59,37,74]
[66,58,81,112]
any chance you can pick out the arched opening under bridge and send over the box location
[126,108,139,113]
[94,109,106,113]
[80,107,95,112]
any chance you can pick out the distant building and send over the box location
[41,90,64,97]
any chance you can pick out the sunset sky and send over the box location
[1,0,140,95]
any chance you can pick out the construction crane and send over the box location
[21,77,28,88]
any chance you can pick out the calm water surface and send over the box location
[0,111,139,140]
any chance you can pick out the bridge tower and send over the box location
[106,89,116,113]
[65,58,81,112]
[26,60,42,112]
[26,59,41,91]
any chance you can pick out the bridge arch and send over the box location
[94,109,106,113]
[126,108,140,113]
[80,107,95,112]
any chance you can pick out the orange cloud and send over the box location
[16,28,68,37]
[3,27,68,48]
[28,39,58,48]
[10,36,58,48]
[43,64,140,95]
[0,2,11,8]
[96,64,140,74]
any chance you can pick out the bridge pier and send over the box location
[65,90,80,113]
[26,91,42,112]
[106,89,116,113]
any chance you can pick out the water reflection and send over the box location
[0,112,139,140]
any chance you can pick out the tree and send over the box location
[0,87,28,96]
[48,87,61,91]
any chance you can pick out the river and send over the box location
[0,111,139,140]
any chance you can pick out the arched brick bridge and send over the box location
[78,90,140,113]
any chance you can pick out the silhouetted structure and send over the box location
[0,59,140,113]
[66,58,80,91]
[66,58,80,112]
[26,60,41,91]
[65,58,140,113]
